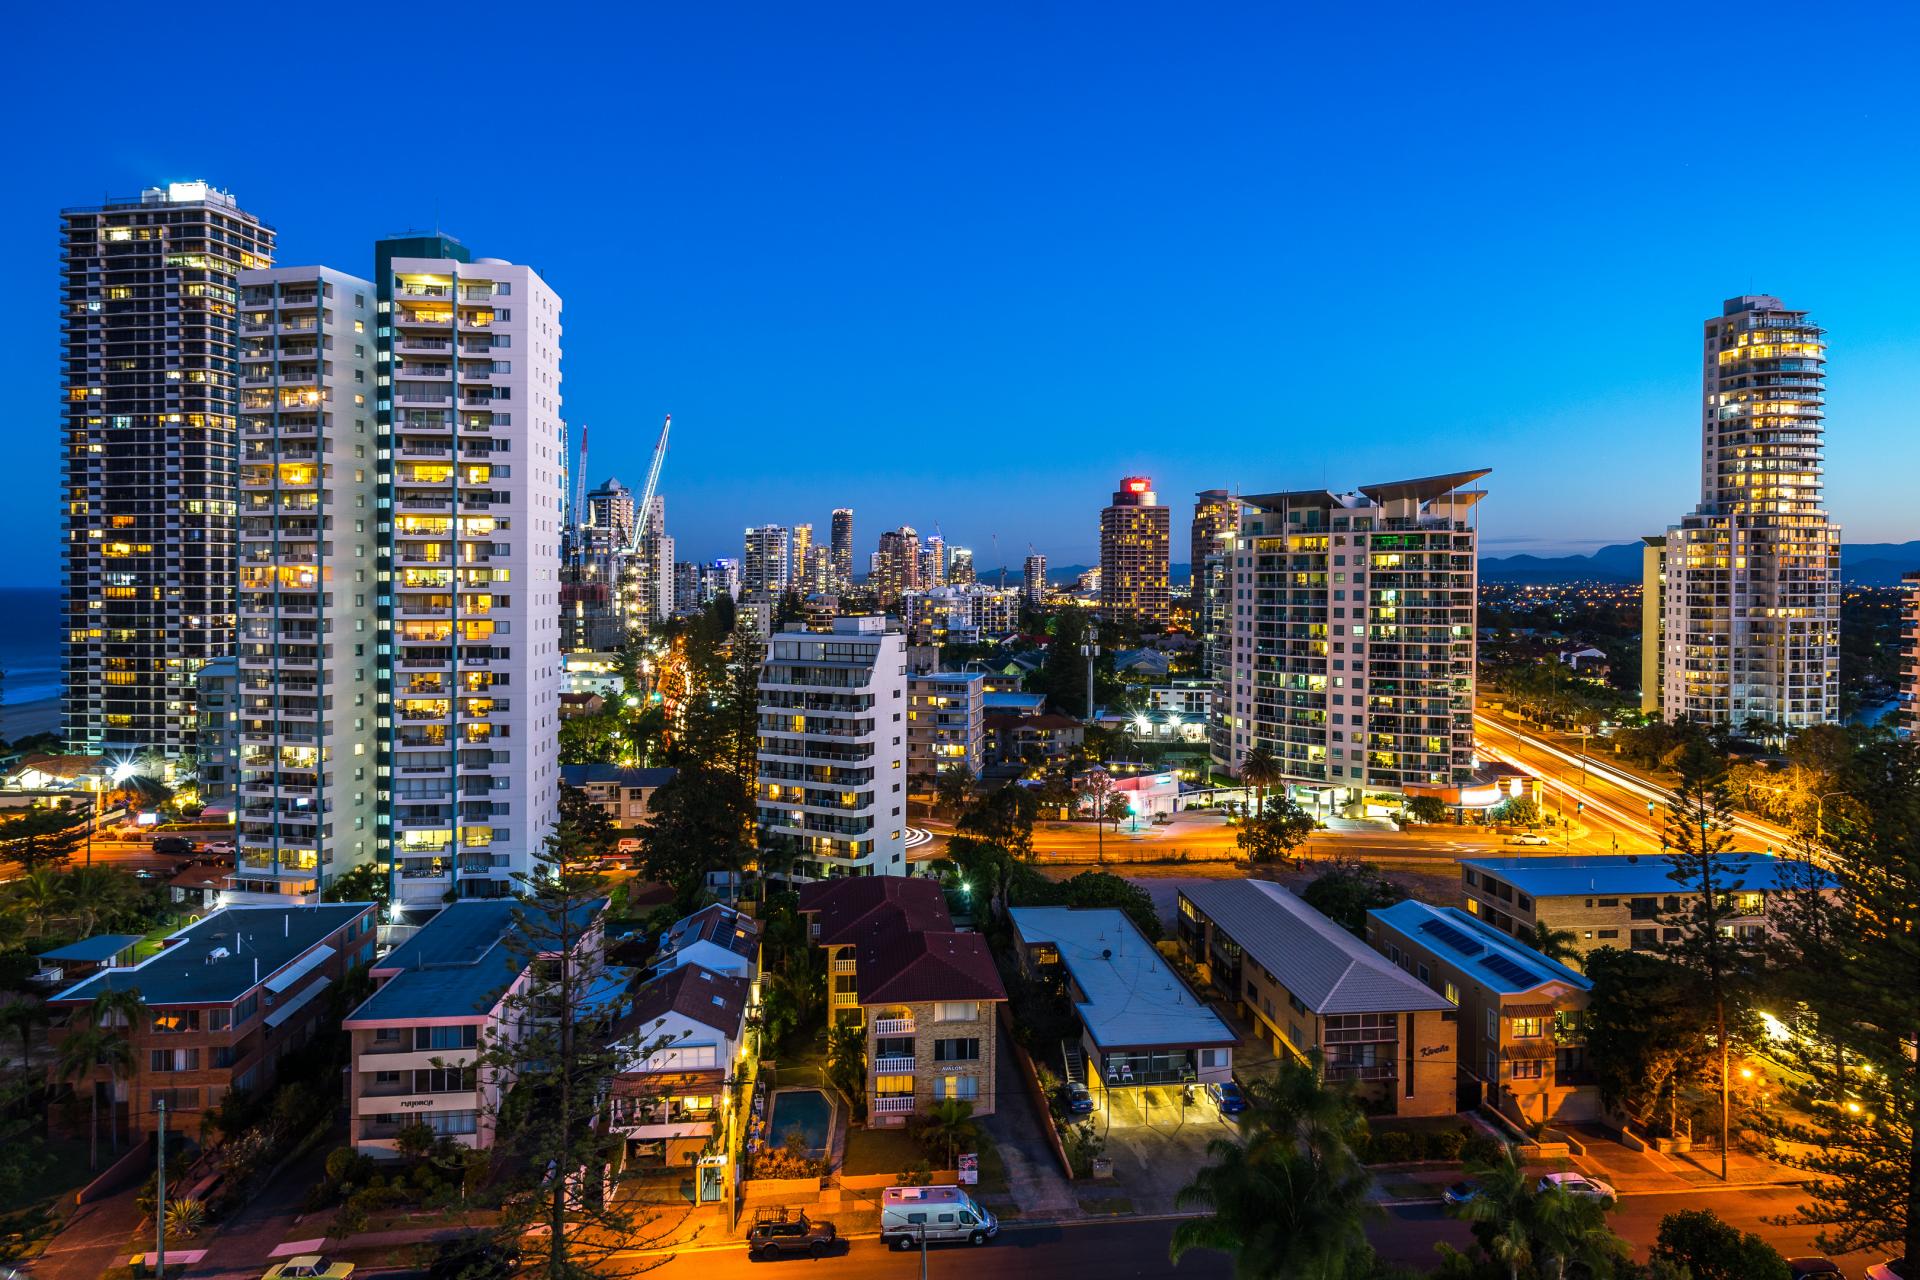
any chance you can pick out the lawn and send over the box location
[842,1127,925,1178]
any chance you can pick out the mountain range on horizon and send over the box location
[1478,541,1920,586]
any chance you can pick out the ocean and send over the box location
[0,587,64,710]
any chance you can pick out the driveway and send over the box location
[978,1042,1076,1221]
[1087,1083,1238,1214]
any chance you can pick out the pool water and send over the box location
[768,1088,832,1157]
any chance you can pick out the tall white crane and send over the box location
[626,414,671,553]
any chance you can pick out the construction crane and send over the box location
[627,414,671,553]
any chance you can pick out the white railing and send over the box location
[874,1056,915,1074]
[873,1095,916,1115]
[872,1017,915,1036]
[832,958,857,974]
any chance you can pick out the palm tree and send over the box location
[916,1098,978,1169]
[88,987,146,1152]
[65,866,136,937]
[56,1025,109,1170]
[1238,1050,1362,1156]
[1526,919,1583,970]
[1528,1182,1629,1280]
[1449,1146,1628,1280]
[1240,743,1281,819]
[1451,1147,1535,1280]
[933,769,976,824]
[0,1000,47,1069]
[1170,1133,1376,1279]
[14,867,69,937]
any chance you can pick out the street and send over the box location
[622,1185,1848,1278]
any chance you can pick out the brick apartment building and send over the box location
[50,903,376,1137]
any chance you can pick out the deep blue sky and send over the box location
[7,4,1918,584]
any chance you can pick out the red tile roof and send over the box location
[625,963,749,1038]
[797,876,952,946]
[797,877,1006,1006]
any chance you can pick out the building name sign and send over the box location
[1419,1044,1450,1058]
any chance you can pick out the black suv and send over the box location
[747,1209,837,1258]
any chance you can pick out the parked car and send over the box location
[1537,1173,1615,1202]
[1864,1262,1908,1280]
[1205,1080,1247,1116]
[263,1258,355,1280]
[151,835,193,857]
[1787,1259,1845,1280]
[1507,833,1552,847]
[1058,1081,1094,1114]
[747,1208,838,1258]
[201,840,235,856]
[1443,1180,1481,1206]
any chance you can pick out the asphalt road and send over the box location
[624,1185,1856,1278]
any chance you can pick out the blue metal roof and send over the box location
[51,905,371,1005]
[1370,901,1591,995]
[346,898,606,1024]
[1460,853,1831,899]
[39,934,145,964]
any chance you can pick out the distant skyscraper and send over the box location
[743,524,792,595]
[873,526,920,606]
[585,477,636,544]
[1658,296,1840,728]
[948,546,975,586]
[637,495,674,624]
[1214,471,1486,810]
[1639,535,1666,717]
[830,508,854,589]
[919,533,946,588]
[791,524,814,591]
[61,182,276,759]
[1099,476,1171,626]
[1023,552,1048,606]
[1191,489,1240,679]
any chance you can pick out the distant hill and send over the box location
[1481,540,1920,586]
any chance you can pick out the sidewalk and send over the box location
[30,1185,143,1280]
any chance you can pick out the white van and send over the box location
[881,1185,998,1249]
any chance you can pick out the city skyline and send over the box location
[8,8,1920,583]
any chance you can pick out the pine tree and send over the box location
[1660,740,1758,1180]
[480,809,682,1279]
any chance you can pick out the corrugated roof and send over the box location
[52,904,370,1006]
[347,897,604,1024]
[1010,908,1236,1051]
[1370,901,1591,996]
[1461,853,1833,899]
[1180,881,1452,1015]
[39,934,144,964]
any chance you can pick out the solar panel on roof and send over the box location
[1480,954,1539,987]
[1419,919,1483,957]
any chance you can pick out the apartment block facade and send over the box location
[906,671,985,783]
[1658,296,1840,729]
[51,903,376,1138]
[756,617,909,879]
[61,183,275,759]
[800,877,1005,1124]
[1192,488,1240,680]
[378,239,565,908]
[1098,476,1170,626]
[830,508,855,591]
[742,524,791,596]
[1214,471,1484,813]
[232,266,380,900]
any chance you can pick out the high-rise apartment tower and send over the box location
[1098,477,1171,626]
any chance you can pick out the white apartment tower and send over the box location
[1023,552,1048,605]
[1659,296,1840,728]
[743,524,791,596]
[60,183,276,759]
[378,236,564,908]
[1214,471,1485,815]
[756,616,908,880]
[231,266,380,900]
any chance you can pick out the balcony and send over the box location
[872,1095,916,1115]
[871,1016,915,1036]
[832,958,857,975]
[873,1056,915,1074]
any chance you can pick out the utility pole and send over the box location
[155,1097,167,1277]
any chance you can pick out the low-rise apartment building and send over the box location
[1177,881,1451,1116]
[1459,854,1830,958]
[654,903,761,983]
[50,903,376,1137]
[1011,906,1237,1093]
[1369,900,1598,1127]
[906,672,985,784]
[799,877,1005,1123]
[342,898,605,1156]
[562,764,679,830]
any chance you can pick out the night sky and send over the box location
[6,3,1918,582]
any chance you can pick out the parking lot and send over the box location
[1083,1082,1242,1213]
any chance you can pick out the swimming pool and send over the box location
[767,1088,832,1158]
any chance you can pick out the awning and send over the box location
[264,977,331,1029]
[264,945,334,994]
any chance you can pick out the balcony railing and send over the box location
[872,1095,916,1115]
[873,1056,915,1074]
[871,1017,915,1036]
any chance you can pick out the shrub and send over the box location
[1421,1128,1465,1162]
[1367,1130,1413,1163]
[1459,1134,1505,1167]
[1652,1208,1790,1280]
